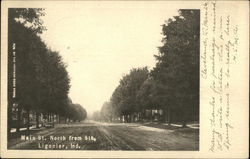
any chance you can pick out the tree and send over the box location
[92,111,101,121]
[100,101,114,122]
[38,50,70,120]
[67,104,87,122]
[8,8,73,134]
[152,10,200,127]
[8,8,46,135]
[9,8,46,34]
[110,67,149,122]
[136,77,168,122]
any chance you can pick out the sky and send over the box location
[39,2,185,115]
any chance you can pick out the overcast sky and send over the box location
[39,2,198,115]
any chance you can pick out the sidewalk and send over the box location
[10,124,42,133]
[90,120,199,130]
[143,122,199,130]
[167,123,199,129]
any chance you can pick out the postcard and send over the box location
[1,0,249,158]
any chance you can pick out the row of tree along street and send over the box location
[92,10,200,127]
[7,9,87,137]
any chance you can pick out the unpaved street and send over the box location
[8,121,199,150]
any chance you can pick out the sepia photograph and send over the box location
[1,0,249,158]
[7,6,199,151]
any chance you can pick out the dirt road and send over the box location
[8,121,199,150]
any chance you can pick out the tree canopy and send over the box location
[97,10,200,126]
[152,10,200,124]
[8,8,87,134]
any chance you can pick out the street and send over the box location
[8,121,199,150]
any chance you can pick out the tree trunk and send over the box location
[150,109,153,122]
[36,111,39,128]
[16,107,21,132]
[41,113,44,127]
[47,113,49,122]
[142,110,145,121]
[7,104,12,138]
[132,114,135,122]
[163,107,167,123]
[182,109,187,128]
[167,106,171,125]
[182,118,187,127]
[26,109,30,130]
[51,114,54,122]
